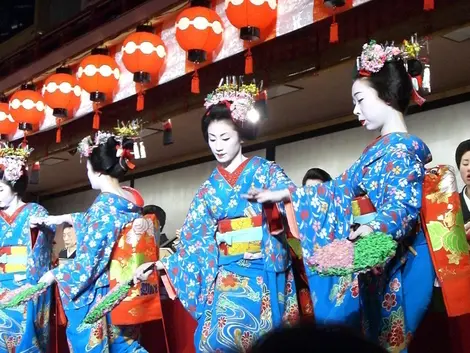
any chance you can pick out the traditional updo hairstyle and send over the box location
[88,136,134,179]
[0,171,28,197]
[201,102,258,142]
[355,60,413,114]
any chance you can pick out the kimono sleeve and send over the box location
[160,188,218,321]
[367,150,424,240]
[52,213,122,300]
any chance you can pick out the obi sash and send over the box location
[352,195,377,225]
[217,216,263,257]
[109,214,162,325]
[0,246,28,281]
[421,165,470,317]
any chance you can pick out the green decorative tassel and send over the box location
[0,282,49,308]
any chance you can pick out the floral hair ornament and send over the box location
[356,36,429,106]
[77,120,146,170]
[204,76,264,125]
[0,143,34,185]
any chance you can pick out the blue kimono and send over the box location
[0,203,53,353]
[51,193,147,353]
[290,133,435,352]
[162,157,300,353]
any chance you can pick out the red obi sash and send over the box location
[109,214,162,325]
[421,165,470,317]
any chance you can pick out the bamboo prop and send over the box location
[83,263,156,325]
[307,232,397,276]
[0,282,49,308]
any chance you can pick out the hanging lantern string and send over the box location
[191,68,200,94]
[136,83,145,112]
[330,10,339,44]
[56,118,63,144]
[92,102,102,130]
[245,47,253,75]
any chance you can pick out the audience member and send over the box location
[302,167,332,186]
[455,139,470,236]
[58,223,76,259]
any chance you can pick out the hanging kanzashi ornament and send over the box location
[121,25,167,112]
[77,48,120,129]
[175,6,224,93]
[9,83,46,141]
[225,0,278,74]
[0,95,17,136]
[42,67,82,143]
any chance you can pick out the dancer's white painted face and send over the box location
[352,79,389,131]
[0,181,16,208]
[207,119,242,165]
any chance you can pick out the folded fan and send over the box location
[308,232,397,276]
[0,282,49,308]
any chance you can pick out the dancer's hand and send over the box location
[133,261,164,284]
[349,224,373,241]
[465,222,470,240]
[242,188,290,204]
[39,271,55,285]
[32,215,71,227]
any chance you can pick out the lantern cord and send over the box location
[56,118,62,144]
[22,132,28,148]
[136,84,145,112]
[330,12,339,44]
[191,69,200,94]
[92,102,102,130]
[245,48,253,75]
[424,0,434,10]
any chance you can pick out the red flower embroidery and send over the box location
[221,274,238,288]
[202,321,211,338]
[387,320,405,347]
[301,210,309,221]
[350,282,359,298]
[218,316,227,328]
[382,293,397,311]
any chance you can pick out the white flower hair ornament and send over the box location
[0,144,34,185]
[204,76,264,125]
[77,120,146,170]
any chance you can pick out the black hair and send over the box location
[88,136,133,179]
[249,322,386,353]
[302,168,332,186]
[143,204,166,231]
[201,103,258,142]
[455,139,470,167]
[355,60,413,114]
[0,172,28,198]
[63,222,73,229]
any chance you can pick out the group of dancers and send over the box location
[0,37,469,353]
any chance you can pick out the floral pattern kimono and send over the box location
[290,133,435,352]
[51,193,147,353]
[162,156,300,353]
[0,203,53,353]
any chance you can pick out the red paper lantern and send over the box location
[225,0,277,41]
[77,48,120,129]
[225,0,277,74]
[121,25,167,111]
[0,96,17,136]
[43,67,82,143]
[9,83,46,132]
[176,6,224,94]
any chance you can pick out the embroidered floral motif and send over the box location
[382,293,398,312]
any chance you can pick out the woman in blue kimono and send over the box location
[244,40,435,352]
[35,130,148,353]
[0,145,53,352]
[135,80,300,353]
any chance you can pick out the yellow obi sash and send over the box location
[0,246,27,274]
[217,216,263,256]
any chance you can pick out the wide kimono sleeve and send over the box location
[160,187,218,321]
[29,204,54,282]
[51,211,122,300]
[365,149,424,240]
